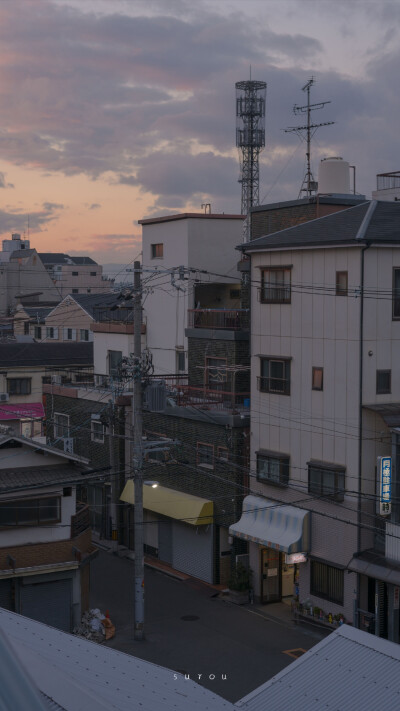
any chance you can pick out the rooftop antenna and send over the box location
[284,77,334,198]
[236,77,266,241]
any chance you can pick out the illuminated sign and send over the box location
[285,553,307,564]
[378,456,391,516]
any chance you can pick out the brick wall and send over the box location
[0,528,92,571]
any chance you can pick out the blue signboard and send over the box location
[379,456,392,516]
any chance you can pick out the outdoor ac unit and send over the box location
[51,375,62,385]
[0,393,9,402]
[63,437,74,454]
[143,380,167,412]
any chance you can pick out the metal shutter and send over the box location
[0,579,13,610]
[172,521,214,583]
[158,517,173,564]
[20,578,72,632]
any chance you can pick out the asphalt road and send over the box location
[90,549,327,703]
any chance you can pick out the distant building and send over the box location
[39,253,113,298]
[372,171,400,202]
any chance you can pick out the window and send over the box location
[66,328,73,340]
[308,462,345,501]
[46,327,58,339]
[91,419,104,443]
[311,561,344,605]
[377,370,391,394]
[257,451,289,486]
[87,289,91,293]
[54,413,69,438]
[393,269,400,319]
[72,271,79,276]
[197,442,214,469]
[34,326,42,340]
[217,446,229,462]
[258,357,290,395]
[72,289,79,294]
[261,267,291,303]
[206,357,227,389]
[80,329,89,342]
[0,496,61,527]
[312,367,323,391]
[108,350,122,378]
[90,272,97,276]
[24,321,30,335]
[7,378,31,395]
[176,349,185,373]
[336,271,348,296]
[151,243,163,259]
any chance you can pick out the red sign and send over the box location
[0,403,45,420]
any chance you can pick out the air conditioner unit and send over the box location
[0,393,9,402]
[51,375,62,385]
[63,437,74,454]
[143,381,167,412]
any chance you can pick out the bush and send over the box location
[228,563,252,591]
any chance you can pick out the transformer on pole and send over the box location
[236,80,266,242]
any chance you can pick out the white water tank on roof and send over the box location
[318,157,350,195]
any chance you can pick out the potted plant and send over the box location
[228,563,252,605]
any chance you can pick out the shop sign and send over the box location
[285,553,307,564]
[378,456,391,516]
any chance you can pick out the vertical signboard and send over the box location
[378,456,392,516]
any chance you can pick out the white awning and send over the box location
[229,495,310,554]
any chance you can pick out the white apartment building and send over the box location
[139,212,244,375]
[39,253,113,298]
[230,200,400,640]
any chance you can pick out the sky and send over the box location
[0,0,399,265]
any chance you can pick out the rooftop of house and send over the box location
[0,341,93,367]
[249,194,367,214]
[139,212,245,225]
[241,200,400,252]
[60,292,119,318]
[0,464,91,492]
[38,253,98,266]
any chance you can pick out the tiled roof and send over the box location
[242,200,400,252]
[0,341,93,367]
[0,464,89,492]
[70,292,119,317]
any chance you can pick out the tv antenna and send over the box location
[284,77,334,198]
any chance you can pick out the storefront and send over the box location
[229,495,310,604]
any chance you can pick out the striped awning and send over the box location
[229,495,310,554]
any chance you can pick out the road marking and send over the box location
[282,648,307,659]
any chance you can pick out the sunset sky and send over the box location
[0,0,399,265]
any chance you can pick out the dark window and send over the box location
[72,288,79,294]
[257,452,289,486]
[311,561,344,605]
[7,378,31,395]
[377,370,391,394]
[308,462,345,501]
[24,321,30,335]
[258,358,290,395]
[66,328,73,340]
[336,271,348,296]
[261,267,291,303]
[230,289,241,299]
[90,272,97,276]
[34,326,42,340]
[46,326,58,339]
[312,367,323,391]
[0,496,61,527]
[54,413,69,438]
[151,243,163,259]
[108,350,122,378]
[393,268,400,319]
[87,288,91,293]
[176,350,185,372]
[197,442,214,468]
[80,329,89,342]
[91,420,104,443]
[217,446,229,462]
[72,271,79,276]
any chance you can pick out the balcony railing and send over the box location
[71,502,90,538]
[175,385,250,412]
[188,309,249,331]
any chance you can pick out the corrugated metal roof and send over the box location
[236,625,400,711]
[0,609,234,711]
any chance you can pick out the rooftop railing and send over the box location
[175,385,250,412]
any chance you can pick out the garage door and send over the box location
[172,521,214,583]
[20,578,72,632]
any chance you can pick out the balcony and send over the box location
[188,309,249,331]
[175,385,250,413]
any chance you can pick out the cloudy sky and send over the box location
[0,0,398,264]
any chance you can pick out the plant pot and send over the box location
[228,589,249,605]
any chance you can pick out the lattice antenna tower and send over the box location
[284,77,334,198]
[236,79,266,242]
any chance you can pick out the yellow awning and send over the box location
[120,480,214,526]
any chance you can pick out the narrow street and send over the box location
[90,549,327,703]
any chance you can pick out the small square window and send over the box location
[151,243,163,259]
[90,272,97,276]
[72,271,79,276]
[72,288,79,294]
[377,370,391,394]
[312,367,323,391]
[336,271,348,296]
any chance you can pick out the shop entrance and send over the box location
[261,548,297,604]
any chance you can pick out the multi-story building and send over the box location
[39,253,113,298]
[230,200,400,642]
[0,434,97,631]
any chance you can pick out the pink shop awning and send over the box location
[0,403,45,421]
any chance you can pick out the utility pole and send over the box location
[284,77,334,198]
[132,261,144,640]
[107,399,118,545]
